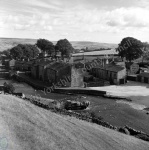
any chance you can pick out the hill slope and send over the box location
[0,94,149,150]
[0,38,37,51]
[0,38,117,51]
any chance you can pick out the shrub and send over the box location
[136,134,149,141]
[90,111,96,118]
[118,127,130,135]
[3,82,15,94]
[90,111,103,124]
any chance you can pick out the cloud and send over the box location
[135,0,149,8]
[22,0,62,10]
[1,4,149,35]
[0,12,54,32]
[0,21,5,29]
[107,7,149,28]
[14,24,30,30]
[43,25,53,31]
[1,0,149,42]
[67,7,149,33]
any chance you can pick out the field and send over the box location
[0,38,117,51]
[1,79,149,135]
[1,79,149,136]
[83,96,149,134]
[0,94,149,150]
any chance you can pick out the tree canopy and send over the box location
[0,49,11,58]
[10,44,39,60]
[142,42,149,62]
[36,39,55,56]
[10,45,23,59]
[55,39,74,57]
[116,37,143,62]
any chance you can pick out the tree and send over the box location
[36,39,55,56]
[55,39,74,58]
[21,44,39,59]
[116,37,143,62]
[10,44,39,60]
[10,45,23,59]
[142,42,149,62]
[0,49,11,58]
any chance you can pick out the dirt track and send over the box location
[0,94,149,150]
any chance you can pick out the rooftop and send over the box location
[94,64,125,72]
[138,72,149,78]
[105,65,125,72]
[125,62,138,69]
[47,62,70,71]
[39,60,53,66]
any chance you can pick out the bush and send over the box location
[90,111,96,118]
[3,82,15,94]
[118,127,130,135]
[136,134,149,141]
[90,111,102,119]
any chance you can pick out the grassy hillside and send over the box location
[70,41,117,50]
[0,38,117,51]
[0,38,37,51]
[0,94,149,150]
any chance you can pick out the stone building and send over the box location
[91,64,126,85]
[71,62,87,87]
[137,72,149,83]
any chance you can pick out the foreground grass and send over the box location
[0,94,149,150]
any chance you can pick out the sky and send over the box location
[1,0,149,43]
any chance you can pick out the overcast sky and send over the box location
[0,0,149,43]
